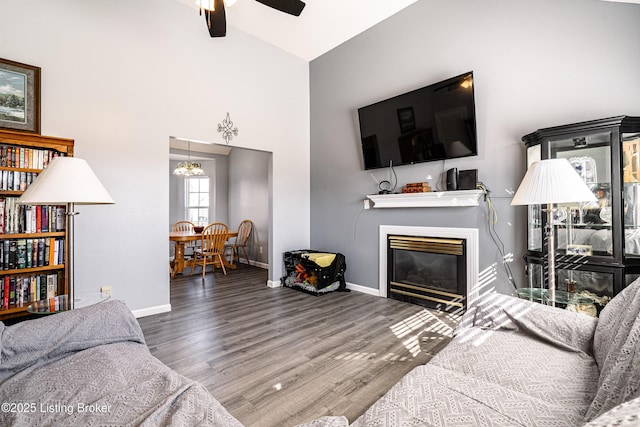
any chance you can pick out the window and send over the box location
[185,177,209,225]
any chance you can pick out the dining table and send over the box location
[170,229,238,278]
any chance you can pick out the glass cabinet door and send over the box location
[526,145,542,251]
[548,131,613,258]
[623,132,640,257]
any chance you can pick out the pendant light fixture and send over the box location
[173,140,205,177]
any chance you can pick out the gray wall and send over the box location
[309,0,640,295]
[228,148,271,265]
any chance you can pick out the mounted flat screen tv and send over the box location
[357,71,477,170]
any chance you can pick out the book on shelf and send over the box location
[26,238,32,268]
[0,199,4,234]
[3,276,8,309]
[401,181,432,193]
[37,238,44,267]
[43,239,50,266]
[55,206,65,231]
[30,276,36,303]
[2,241,8,269]
[9,277,15,306]
[16,239,26,269]
[46,274,56,300]
[8,240,16,269]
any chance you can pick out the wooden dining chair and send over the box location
[170,221,196,274]
[190,222,229,279]
[225,219,253,266]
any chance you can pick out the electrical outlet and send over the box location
[259,246,263,254]
[100,286,112,296]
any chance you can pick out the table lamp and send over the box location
[511,158,597,306]
[18,157,114,308]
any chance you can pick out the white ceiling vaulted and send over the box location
[177,0,640,61]
[177,0,420,61]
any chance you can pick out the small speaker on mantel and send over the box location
[446,168,458,191]
[458,169,478,190]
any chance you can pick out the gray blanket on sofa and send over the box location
[0,300,243,427]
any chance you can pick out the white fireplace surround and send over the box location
[379,225,479,306]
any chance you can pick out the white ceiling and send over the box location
[177,0,640,62]
[177,0,419,61]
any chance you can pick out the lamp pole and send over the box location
[545,206,556,306]
[67,204,78,309]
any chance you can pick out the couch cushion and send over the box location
[435,327,599,424]
[0,300,145,384]
[586,278,640,421]
[351,358,596,427]
[458,291,597,355]
[583,395,640,427]
[350,323,599,427]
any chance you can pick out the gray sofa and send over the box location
[2,281,638,427]
[301,278,640,427]
[0,300,243,427]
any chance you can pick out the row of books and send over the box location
[0,170,38,192]
[0,238,65,271]
[0,198,65,234]
[29,294,69,313]
[0,145,64,170]
[1,272,60,309]
[401,181,432,193]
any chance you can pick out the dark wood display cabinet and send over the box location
[521,116,640,314]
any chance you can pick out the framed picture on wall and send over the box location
[0,58,41,134]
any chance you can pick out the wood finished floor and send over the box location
[137,264,459,427]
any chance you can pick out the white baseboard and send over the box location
[346,282,381,296]
[251,260,268,269]
[233,258,268,269]
[132,304,171,318]
[267,279,282,288]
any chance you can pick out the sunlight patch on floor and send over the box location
[332,351,416,362]
[390,308,456,357]
[334,352,378,361]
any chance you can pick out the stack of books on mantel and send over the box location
[401,182,432,193]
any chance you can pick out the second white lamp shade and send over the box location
[511,158,597,206]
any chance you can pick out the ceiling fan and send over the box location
[197,0,306,38]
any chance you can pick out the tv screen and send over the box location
[357,72,477,170]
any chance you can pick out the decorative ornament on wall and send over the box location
[218,112,239,145]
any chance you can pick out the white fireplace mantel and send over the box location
[366,189,483,209]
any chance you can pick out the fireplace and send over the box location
[388,235,466,311]
[379,226,479,312]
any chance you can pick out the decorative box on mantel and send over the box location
[365,189,483,209]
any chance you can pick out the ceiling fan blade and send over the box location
[255,0,305,16]
[202,0,226,37]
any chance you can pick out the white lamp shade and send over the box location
[18,157,115,205]
[511,158,597,206]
